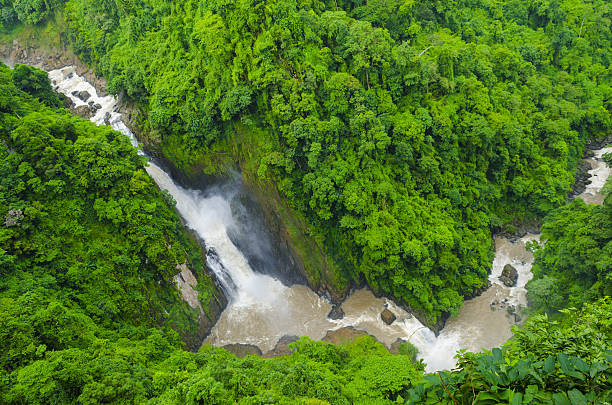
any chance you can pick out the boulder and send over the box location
[322,327,372,345]
[264,335,299,357]
[380,308,396,325]
[63,97,75,110]
[327,305,345,320]
[499,264,518,287]
[77,90,91,102]
[74,105,93,119]
[389,338,407,354]
[222,343,262,358]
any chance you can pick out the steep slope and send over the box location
[0,62,225,356]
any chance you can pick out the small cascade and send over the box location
[578,146,612,205]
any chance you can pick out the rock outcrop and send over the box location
[380,308,397,325]
[0,40,109,96]
[74,105,93,118]
[174,262,227,351]
[321,327,374,345]
[264,335,299,357]
[327,305,345,320]
[499,264,518,287]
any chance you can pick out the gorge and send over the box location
[43,63,611,373]
[1,0,611,401]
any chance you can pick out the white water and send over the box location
[47,66,611,372]
[578,147,612,205]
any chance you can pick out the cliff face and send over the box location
[129,105,354,303]
[172,250,228,351]
[149,120,354,303]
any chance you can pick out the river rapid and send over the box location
[46,65,611,372]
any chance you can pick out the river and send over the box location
[46,65,611,372]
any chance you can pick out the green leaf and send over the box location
[566,389,587,405]
[589,361,607,378]
[511,391,523,405]
[543,356,556,374]
[552,392,571,405]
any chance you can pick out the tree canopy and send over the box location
[34,0,611,321]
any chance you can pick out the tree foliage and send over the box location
[1,28,611,404]
[0,62,220,385]
[528,177,612,313]
[51,0,612,321]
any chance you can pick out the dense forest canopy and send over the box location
[0,61,222,378]
[527,161,612,314]
[14,0,605,321]
[0,66,610,401]
[0,0,611,402]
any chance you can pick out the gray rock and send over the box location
[327,305,345,320]
[381,308,397,325]
[264,335,299,357]
[77,90,91,102]
[499,264,518,287]
[74,105,93,118]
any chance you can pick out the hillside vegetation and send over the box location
[0,62,223,369]
[0,0,611,403]
[8,0,604,321]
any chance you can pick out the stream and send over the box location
[46,65,611,372]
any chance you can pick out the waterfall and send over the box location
[46,65,611,372]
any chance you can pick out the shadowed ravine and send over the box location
[48,65,611,372]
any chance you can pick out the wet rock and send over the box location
[77,90,91,102]
[63,97,75,110]
[327,305,345,320]
[222,343,263,358]
[499,264,518,287]
[570,160,593,198]
[104,112,112,125]
[264,335,299,357]
[322,326,374,345]
[381,308,397,325]
[74,105,93,118]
